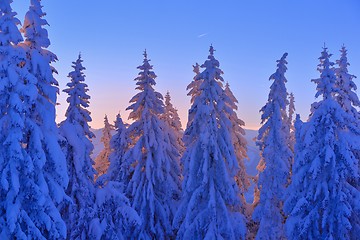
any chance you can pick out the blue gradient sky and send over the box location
[13,0,360,129]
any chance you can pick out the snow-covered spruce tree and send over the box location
[223,82,249,197]
[124,51,181,239]
[335,46,360,118]
[0,1,68,238]
[173,46,246,239]
[284,47,360,239]
[20,0,69,210]
[252,53,292,240]
[162,91,184,155]
[334,45,360,238]
[97,113,130,186]
[58,55,96,239]
[91,114,141,239]
[94,115,113,179]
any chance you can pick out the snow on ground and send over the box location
[91,128,260,203]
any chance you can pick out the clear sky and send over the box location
[12,0,360,129]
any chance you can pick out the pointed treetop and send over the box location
[143,49,147,60]
[209,44,215,56]
[337,45,351,69]
[275,52,288,75]
[165,91,171,101]
[281,52,288,61]
[21,0,51,49]
[72,54,85,73]
[199,45,221,74]
[311,47,336,100]
[225,81,230,89]
[269,52,288,83]
[114,112,124,129]
[319,46,332,62]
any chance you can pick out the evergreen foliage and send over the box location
[173,46,247,239]
[124,51,181,239]
[94,115,113,179]
[59,55,96,239]
[0,1,67,238]
[284,47,360,239]
[253,53,292,240]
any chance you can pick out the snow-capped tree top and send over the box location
[63,54,93,138]
[270,52,288,79]
[198,45,223,81]
[164,91,183,131]
[260,52,289,123]
[311,47,337,100]
[335,45,360,111]
[135,49,156,83]
[164,91,172,107]
[127,50,164,120]
[101,114,113,148]
[114,112,125,130]
[21,0,50,49]
[0,0,23,46]
[20,0,59,111]
[337,45,352,70]
[268,52,288,83]
[209,44,215,56]
[143,48,148,60]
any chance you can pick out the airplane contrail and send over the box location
[197,33,208,38]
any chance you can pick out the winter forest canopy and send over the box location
[1,0,360,239]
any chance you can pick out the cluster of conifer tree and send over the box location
[1,0,359,239]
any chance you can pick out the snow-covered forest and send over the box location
[1,1,360,239]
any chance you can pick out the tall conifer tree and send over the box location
[91,115,140,239]
[124,51,181,239]
[20,0,69,209]
[94,115,113,179]
[334,46,360,238]
[162,91,184,155]
[173,46,246,239]
[97,113,130,186]
[223,82,249,196]
[0,1,67,238]
[252,53,292,239]
[284,47,360,239]
[59,55,96,239]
